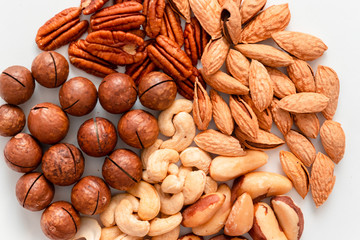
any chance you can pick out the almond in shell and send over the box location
[168,0,191,22]
[278,92,329,114]
[293,113,320,139]
[210,90,234,135]
[193,79,212,130]
[221,0,242,44]
[240,0,267,24]
[270,99,293,136]
[242,94,272,132]
[201,37,230,75]
[226,49,250,86]
[285,130,316,167]
[287,58,316,93]
[320,120,346,164]
[266,67,296,99]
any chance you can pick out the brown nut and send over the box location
[4,133,42,173]
[59,77,98,116]
[98,73,137,114]
[41,201,81,240]
[82,0,110,15]
[31,51,69,88]
[0,104,25,137]
[102,149,142,191]
[117,109,159,149]
[178,233,204,240]
[0,65,34,105]
[209,235,248,240]
[138,71,177,110]
[77,117,117,157]
[143,0,166,38]
[15,172,55,211]
[71,176,111,215]
[42,143,85,186]
[28,102,69,145]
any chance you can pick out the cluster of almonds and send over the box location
[0,0,347,240]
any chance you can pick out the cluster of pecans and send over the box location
[0,0,347,240]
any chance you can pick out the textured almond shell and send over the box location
[272,31,328,61]
[310,152,336,207]
[235,127,284,151]
[285,130,316,167]
[221,0,242,44]
[168,0,191,22]
[241,4,291,43]
[267,67,296,99]
[235,44,293,67]
[242,94,273,132]
[315,65,340,120]
[270,99,293,136]
[193,80,213,130]
[201,37,230,75]
[278,93,329,114]
[320,120,346,164]
[287,58,316,93]
[226,49,250,86]
[293,113,320,139]
[240,0,267,24]
[210,90,234,135]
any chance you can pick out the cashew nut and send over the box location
[160,112,196,152]
[146,149,179,182]
[155,184,184,216]
[114,234,143,240]
[141,139,163,169]
[115,199,150,237]
[161,174,183,194]
[142,170,158,184]
[148,212,183,236]
[167,163,179,175]
[72,217,101,240]
[100,226,122,240]
[152,225,180,240]
[182,170,207,205]
[158,99,193,137]
[204,176,218,194]
[180,147,212,174]
[100,193,139,227]
[127,181,161,221]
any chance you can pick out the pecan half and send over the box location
[160,4,184,47]
[143,0,166,38]
[35,7,88,51]
[81,0,110,15]
[90,2,145,32]
[68,40,117,78]
[84,30,146,65]
[184,17,210,66]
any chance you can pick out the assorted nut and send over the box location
[0,104,26,137]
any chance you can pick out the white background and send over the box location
[0,0,359,239]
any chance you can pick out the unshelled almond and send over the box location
[226,49,250,86]
[293,113,320,139]
[266,67,296,99]
[287,58,316,93]
[270,99,293,136]
[278,92,329,114]
[235,127,284,151]
[201,37,230,75]
[240,0,267,24]
[210,90,234,135]
[193,79,212,130]
[242,94,273,132]
[320,120,346,164]
[285,130,316,167]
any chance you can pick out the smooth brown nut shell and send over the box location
[59,77,98,116]
[31,51,69,88]
[4,133,42,173]
[0,104,25,137]
[102,149,142,191]
[42,143,85,186]
[98,73,137,114]
[15,172,55,211]
[28,102,69,144]
[71,176,111,215]
[0,65,35,105]
[77,117,117,157]
[117,109,159,149]
[41,201,81,240]
[138,71,177,110]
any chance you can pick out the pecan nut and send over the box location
[81,0,110,15]
[35,7,89,51]
[184,17,210,66]
[84,30,146,65]
[90,2,145,32]
[160,4,184,47]
[68,40,117,78]
[143,0,166,38]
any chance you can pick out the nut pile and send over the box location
[0,0,346,240]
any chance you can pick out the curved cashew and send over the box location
[100,226,122,240]
[167,163,179,175]
[127,181,161,221]
[155,184,184,215]
[146,149,180,182]
[142,170,158,184]
[152,225,180,240]
[72,217,101,240]
[161,174,183,194]
[158,99,193,137]
[114,234,143,240]
[115,199,150,237]
[100,193,139,227]
[180,147,212,174]
[148,212,183,236]
[161,112,196,152]
[141,139,163,169]
[204,176,218,194]
[182,170,207,205]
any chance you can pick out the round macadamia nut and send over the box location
[41,201,81,240]
[0,65,35,104]
[117,109,159,149]
[138,72,177,110]
[98,73,137,114]
[0,104,26,136]
[102,149,142,191]
[31,51,69,88]
[42,143,85,186]
[4,133,42,173]
[16,172,55,211]
[59,77,98,116]
[71,176,111,215]
[28,102,69,145]
[77,117,117,157]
